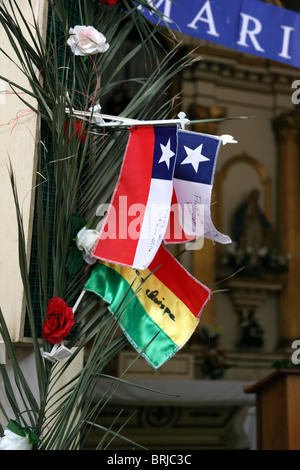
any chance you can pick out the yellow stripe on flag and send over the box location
[101,261,198,347]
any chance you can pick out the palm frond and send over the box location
[0,0,199,450]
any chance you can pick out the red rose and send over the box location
[63,120,86,143]
[99,0,118,5]
[42,297,75,344]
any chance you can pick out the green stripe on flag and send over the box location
[84,263,178,369]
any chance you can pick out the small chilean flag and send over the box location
[92,125,178,269]
[84,244,211,369]
[164,129,231,245]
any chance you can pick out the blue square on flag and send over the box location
[151,126,178,181]
[174,130,221,185]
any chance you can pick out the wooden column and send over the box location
[273,111,300,346]
[188,104,226,324]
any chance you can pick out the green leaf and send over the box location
[27,429,41,445]
[7,420,26,437]
[7,420,41,444]
[70,214,87,241]
[66,245,84,275]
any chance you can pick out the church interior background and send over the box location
[1,0,300,450]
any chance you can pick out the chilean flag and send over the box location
[164,129,231,245]
[92,125,178,269]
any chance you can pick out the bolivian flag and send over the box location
[84,245,211,369]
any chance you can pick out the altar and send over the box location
[85,377,257,450]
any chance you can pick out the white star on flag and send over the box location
[181,143,209,172]
[158,138,175,169]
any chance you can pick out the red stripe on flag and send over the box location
[148,245,210,317]
[93,126,155,266]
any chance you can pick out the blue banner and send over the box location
[140,0,300,69]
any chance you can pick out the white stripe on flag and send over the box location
[133,179,173,269]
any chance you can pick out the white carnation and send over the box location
[67,25,109,56]
[0,429,32,450]
[76,226,99,264]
